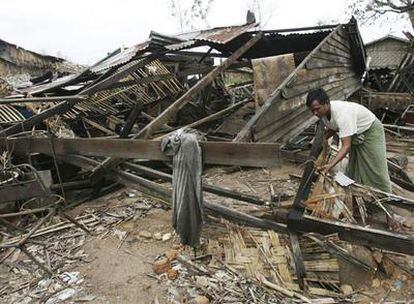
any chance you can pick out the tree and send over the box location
[245,0,278,29]
[169,0,215,32]
[348,0,414,30]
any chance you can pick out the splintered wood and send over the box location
[214,222,342,298]
[221,224,292,285]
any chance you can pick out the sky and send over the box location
[0,0,410,65]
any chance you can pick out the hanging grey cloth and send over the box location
[160,128,205,247]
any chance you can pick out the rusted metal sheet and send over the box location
[167,23,257,51]
[194,23,257,44]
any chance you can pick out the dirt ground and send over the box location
[66,159,414,303]
[77,208,174,303]
[69,163,301,303]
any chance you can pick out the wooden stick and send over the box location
[256,273,311,303]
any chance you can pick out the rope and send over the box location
[46,126,66,203]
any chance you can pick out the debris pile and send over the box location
[0,17,413,303]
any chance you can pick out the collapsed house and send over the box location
[0,38,81,96]
[1,18,414,303]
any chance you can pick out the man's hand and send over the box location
[317,163,333,173]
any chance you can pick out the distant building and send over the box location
[365,35,410,91]
[0,38,81,93]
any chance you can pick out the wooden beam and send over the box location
[122,162,269,206]
[287,121,325,290]
[0,137,281,168]
[113,168,287,234]
[83,118,117,136]
[275,209,414,255]
[298,215,414,255]
[136,32,263,140]
[0,100,77,137]
[86,33,263,178]
[53,152,414,256]
[0,95,86,105]
[119,102,143,138]
[154,98,251,140]
[55,151,287,234]
[288,121,325,224]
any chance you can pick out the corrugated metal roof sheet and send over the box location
[167,23,257,51]
[214,30,333,59]
[89,31,185,73]
[193,23,257,44]
[89,42,149,74]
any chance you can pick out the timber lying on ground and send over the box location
[0,137,281,168]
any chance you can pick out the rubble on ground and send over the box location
[0,17,414,303]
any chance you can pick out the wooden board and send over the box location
[0,137,282,168]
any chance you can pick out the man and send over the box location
[306,88,391,192]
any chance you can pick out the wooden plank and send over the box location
[0,95,86,105]
[255,103,309,141]
[319,44,352,59]
[255,75,360,143]
[297,215,414,255]
[331,30,351,50]
[286,67,351,88]
[281,72,354,99]
[325,39,350,55]
[270,112,316,143]
[330,35,351,51]
[0,137,281,168]
[286,122,324,291]
[305,57,352,69]
[309,53,352,66]
[289,233,307,290]
[288,121,325,223]
[234,25,342,142]
[122,162,270,206]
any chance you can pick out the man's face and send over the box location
[309,100,329,118]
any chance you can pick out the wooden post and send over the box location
[119,102,143,138]
[287,120,325,291]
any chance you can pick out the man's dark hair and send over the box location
[306,88,330,107]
